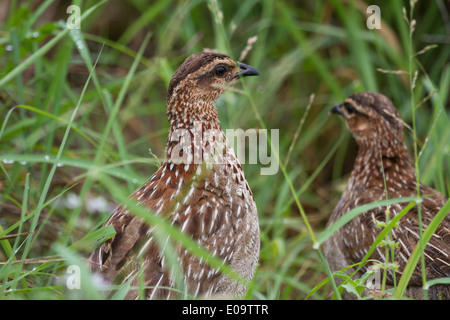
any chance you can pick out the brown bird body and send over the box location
[324,92,450,299]
[89,52,260,299]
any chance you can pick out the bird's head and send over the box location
[331,92,405,150]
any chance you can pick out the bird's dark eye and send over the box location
[344,103,356,114]
[214,65,227,77]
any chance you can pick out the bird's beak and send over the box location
[234,62,260,78]
[330,103,343,116]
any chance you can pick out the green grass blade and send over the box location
[18,39,104,269]
[99,173,248,290]
[54,244,105,300]
[425,277,450,289]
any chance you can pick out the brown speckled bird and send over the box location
[324,92,450,299]
[89,52,260,299]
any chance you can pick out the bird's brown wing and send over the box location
[89,161,254,298]
[391,187,450,283]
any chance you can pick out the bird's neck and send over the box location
[349,139,416,191]
[165,96,228,168]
